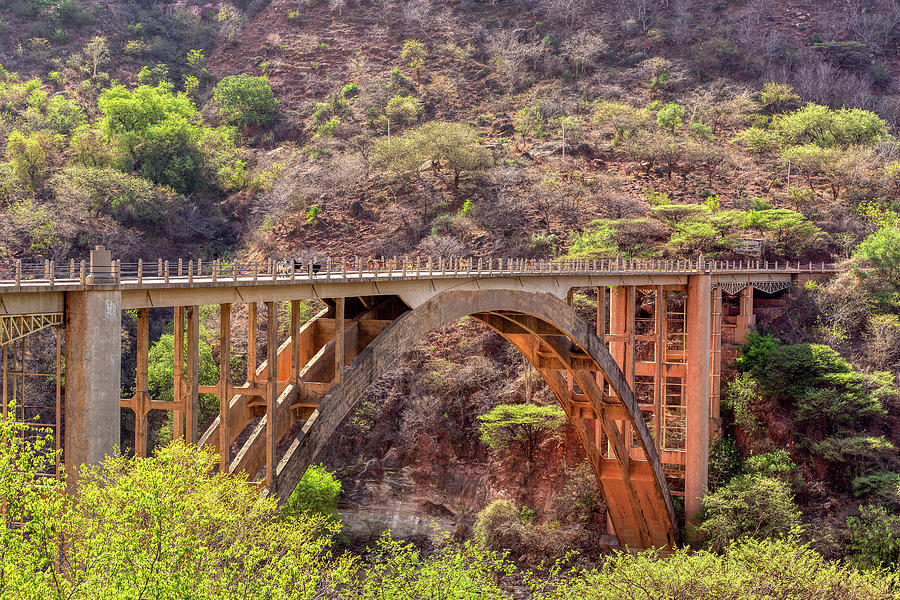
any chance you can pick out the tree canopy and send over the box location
[477,402,566,462]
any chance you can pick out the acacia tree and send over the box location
[477,403,566,462]
[373,121,492,194]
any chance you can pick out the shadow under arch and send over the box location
[272,288,679,548]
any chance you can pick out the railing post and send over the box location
[188,260,194,283]
[212,260,218,283]
[79,260,85,285]
[253,262,258,282]
[164,261,169,283]
[178,258,183,277]
[198,258,203,278]
[69,258,75,278]
[157,258,163,277]
[15,259,21,288]
[49,261,54,286]
[138,259,143,284]
[232,261,237,281]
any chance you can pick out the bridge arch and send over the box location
[272,288,679,548]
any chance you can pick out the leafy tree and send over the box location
[284,464,342,521]
[400,39,427,80]
[373,121,491,192]
[656,102,684,134]
[855,226,900,291]
[694,474,801,551]
[6,130,54,191]
[0,407,353,598]
[98,83,204,192]
[477,402,565,462]
[213,73,278,127]
[82,35,109,79]
[147,321,220,428]
[0,402,68,598]
[777,103,888,147]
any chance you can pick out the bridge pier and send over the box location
[685,275,710,521]
[64,289,122,479]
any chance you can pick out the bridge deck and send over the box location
[0,257,836,314]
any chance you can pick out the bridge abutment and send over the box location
[64,289,122,479]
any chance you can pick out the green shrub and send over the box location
[213,73,278,127]
[708,435,743,492]
[759,82,801,113]
[385,94,423,126]
[137,63,170,87]
[852,471,900,500]
[694,474,801,551]
[351,532,512,599]
[473,499,528,552]
[314,118,340,138]
[732,127,780,152]
[401,39,427,77]
[745,450,802,490]
[52,166,176,227]
[538,536,895,599]
[54,0,91,25]
[341,82,359,98]
[855,226,900,290]
[744,342,887,435]
[373,121,491,190]
[567,220,618,258]
[847,505,900,569]
[284,464,342,521]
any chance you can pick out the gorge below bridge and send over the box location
[0,248,837,549]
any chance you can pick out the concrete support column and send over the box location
[735,286,755,344]
[685,274,711,522]
[64,289,122,476]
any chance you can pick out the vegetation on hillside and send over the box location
[2,410,898,599]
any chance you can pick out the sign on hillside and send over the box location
[734,238,764,257]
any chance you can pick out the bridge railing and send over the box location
[0,255,839,289]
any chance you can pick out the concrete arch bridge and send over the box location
[0,249,836,548]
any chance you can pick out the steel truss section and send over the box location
[0,313,64,346]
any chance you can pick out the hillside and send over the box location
[2,0,900,569]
